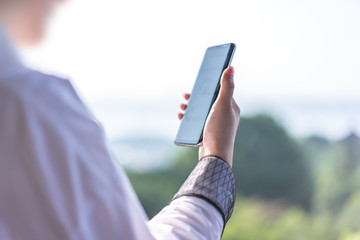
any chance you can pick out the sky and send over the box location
[23,0,360,141]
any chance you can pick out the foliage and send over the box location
[233,115,313,209]
[126,114,360,239]
[222,198,334,240]
[127,148,197,217]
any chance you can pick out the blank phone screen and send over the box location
[175,44,234,146]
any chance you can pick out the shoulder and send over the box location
[1,68,69,100]
[0,68,91,121]
[1,69,73,101]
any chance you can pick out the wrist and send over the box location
[199,154,233,168]
[199,146,233,168]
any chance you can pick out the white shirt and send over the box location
[0,27,224,239]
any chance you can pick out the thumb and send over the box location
[217,66,235,103]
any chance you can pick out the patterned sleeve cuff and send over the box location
[171,156,236,224]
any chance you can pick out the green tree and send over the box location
[233,115,313,209]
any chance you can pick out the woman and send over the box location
[0,0,240,239]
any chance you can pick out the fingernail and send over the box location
[228,66,234,75]
[228,67,234,83]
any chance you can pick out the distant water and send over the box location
[89,97,359,140]
[110,137,179,172]
[87,97,360,172]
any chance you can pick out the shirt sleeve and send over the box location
[172,156,236,224]
[148,156,236,239]
[148,196,223,240]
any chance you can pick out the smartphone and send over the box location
[175,43,236,147]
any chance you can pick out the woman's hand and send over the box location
[178,67,240,168]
